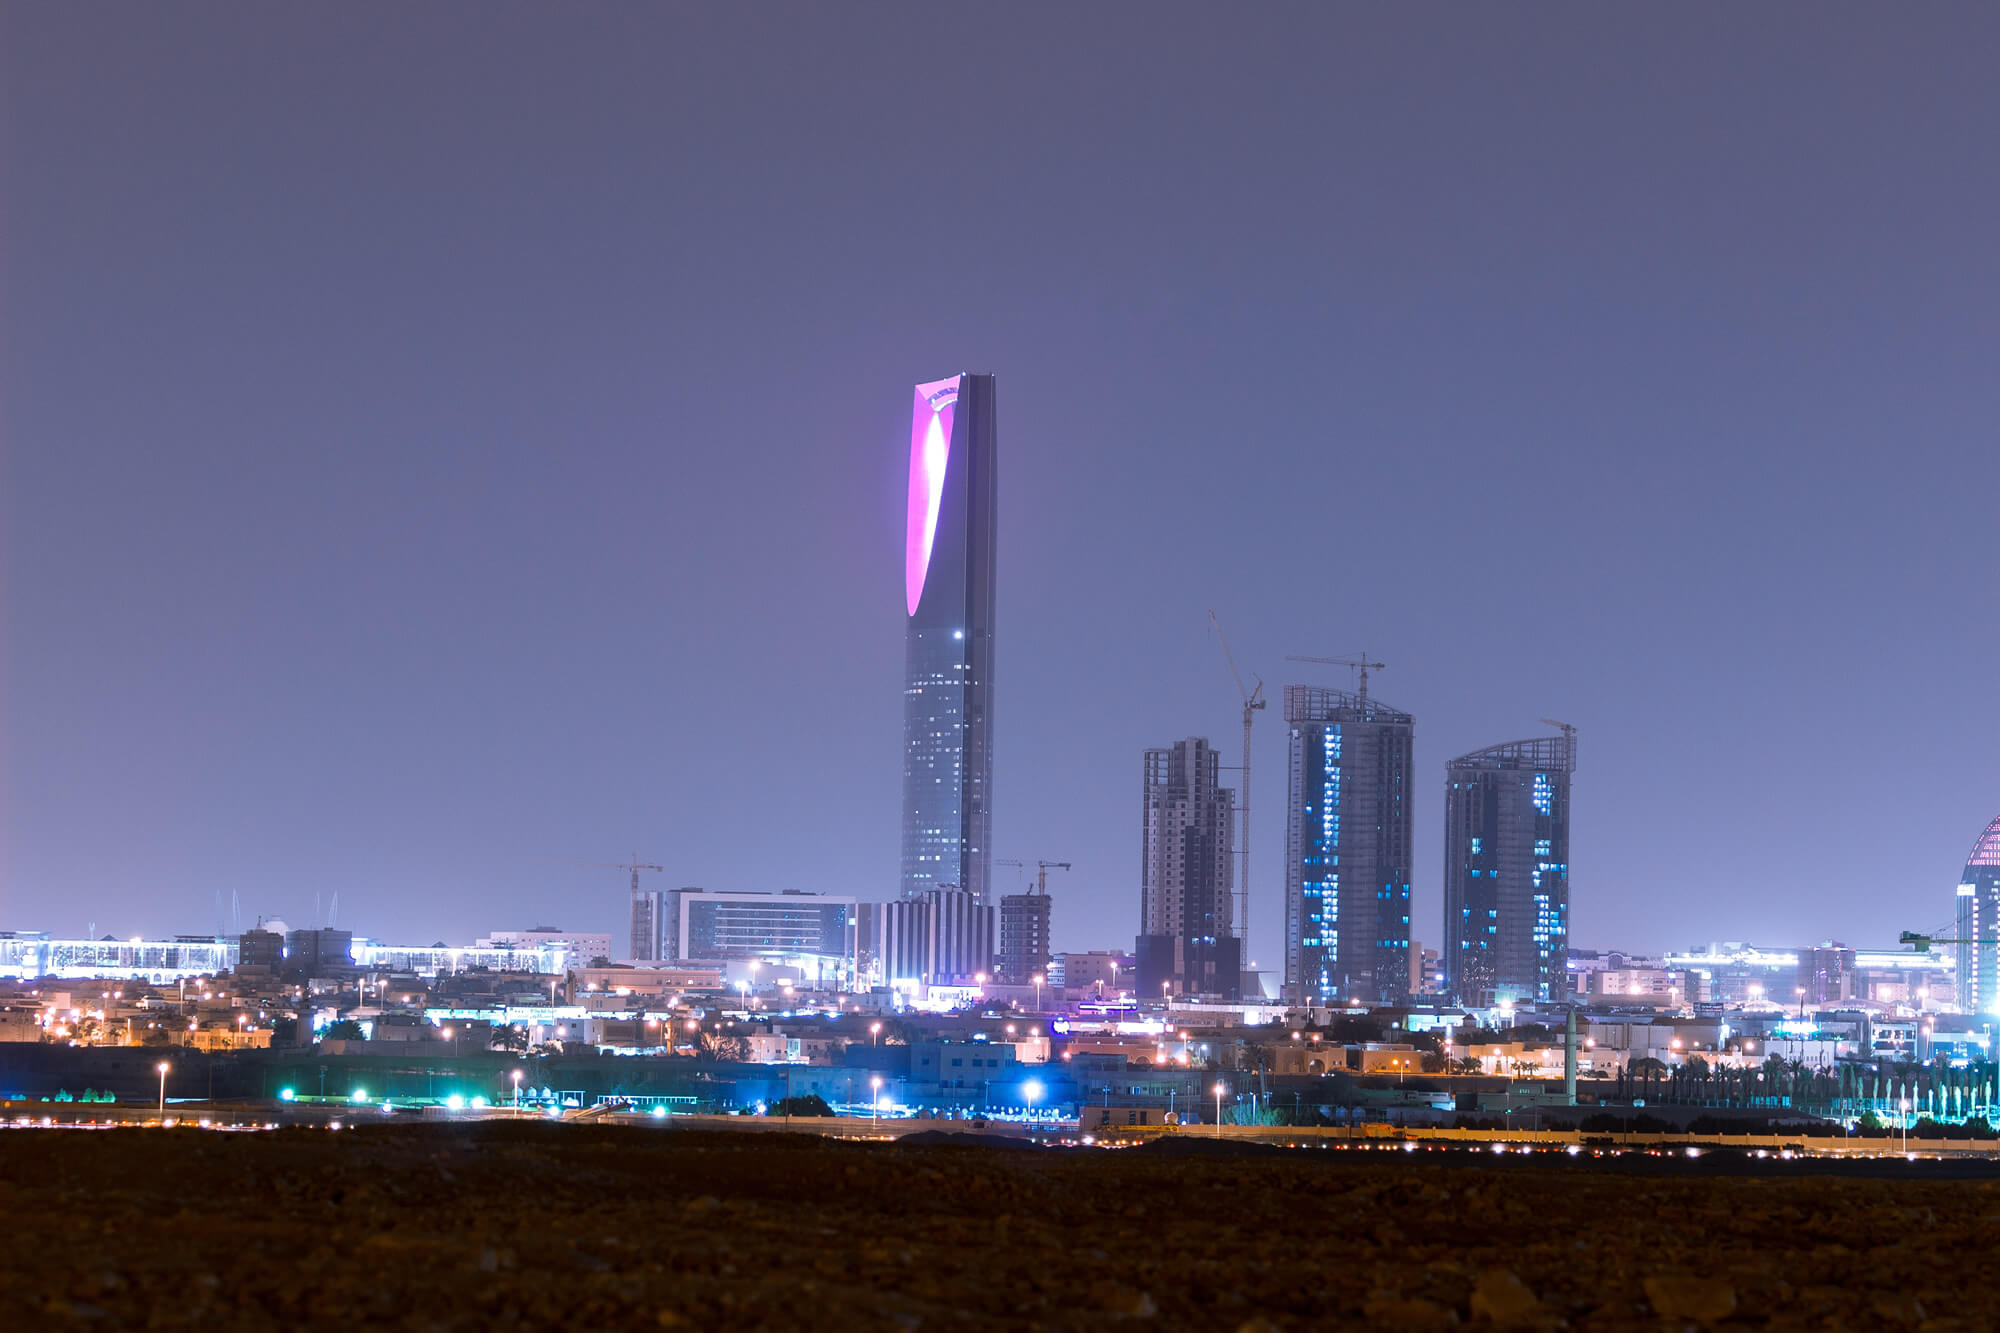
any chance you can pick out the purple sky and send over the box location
[6,4,1998,966]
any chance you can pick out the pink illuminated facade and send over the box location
[905,376,961,616]
[901,373,998,905]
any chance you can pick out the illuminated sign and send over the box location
[905,375,962,615]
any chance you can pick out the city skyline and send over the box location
[7,7,2000,965]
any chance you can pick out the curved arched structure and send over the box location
[1954,814,2000,1013]
[900,374,998,905]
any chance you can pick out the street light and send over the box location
[512,1069,524,1109]
[870,1021,882,1047]
[1032,974,1045,1012]
[1213,1081,1226,1138]
[1900,1097,1912,1153]
[870,1075,884,1131]
[156,1061,169,1115]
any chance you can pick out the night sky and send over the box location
[6,5,1997,967]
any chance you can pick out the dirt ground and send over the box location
[1,1123,1995,1329]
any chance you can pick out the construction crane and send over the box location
[579,855,665,899]
[1539,717,1578,763]
[577,857,666,956]
[995,859,1071,895]
[1286,653,1386,703]
[1209,611,1265,947]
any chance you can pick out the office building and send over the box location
[478,927,612,967]
[237,929,283,971]
[1137,738,1239,999]
[1955,813,2000,1015]
[1443,731,1576,1006]
[1798,941,1857,1007]
[901,373,999,905]
[283,928,354,979]
[1283,685,1414,1005]
[1051,950,1133,996]
[659,889,856,974]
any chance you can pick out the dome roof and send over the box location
[1969,814,2000,869]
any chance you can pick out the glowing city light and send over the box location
[905,376,962,615]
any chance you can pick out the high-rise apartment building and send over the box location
[1954,814,2000,1014]
[1283,686,1413,1005]
[901,374,999,904]
[998,892,1052,984]
[1138,737,1239,999]
[1443,732,1576,1005]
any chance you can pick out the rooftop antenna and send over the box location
[1286,653,1387,704]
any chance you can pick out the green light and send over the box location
[279,1088,295,1101]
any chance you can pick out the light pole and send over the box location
[870,1021,882,1047]
[1032,974,1044,1013]
[1901,1096,1912,1153]
[1213,1081,1226,1138]
[156,1061,169,1116]
[870,1075,883,1132]
[512,1069,523,1109]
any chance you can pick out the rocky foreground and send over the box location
[2,1123,1994,1329]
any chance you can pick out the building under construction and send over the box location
[1282,685,1414,1006]
[1137,737,1239,1000]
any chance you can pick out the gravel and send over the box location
[2,1122,1994,1329]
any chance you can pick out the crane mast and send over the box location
[1208,611,1264,953]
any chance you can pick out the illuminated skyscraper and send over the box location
[1137,737,1239,1000]
[1442,731,1577,1006]
[1283,686,1413,1005]
[1953,814,2000,1014]
[901,374,998,904]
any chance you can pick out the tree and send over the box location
[770,1094,833,1117]
[700,1031,749,1062]
[323,1019,365,1042]
[490,1024,529,1053]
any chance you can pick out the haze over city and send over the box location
[7,4,1999,967]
